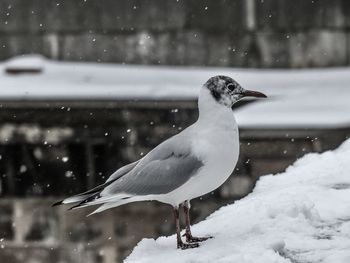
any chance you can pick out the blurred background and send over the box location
[0,0,350,262]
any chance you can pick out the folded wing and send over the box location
[54,134,203,212]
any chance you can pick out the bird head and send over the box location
[204,75,267,107]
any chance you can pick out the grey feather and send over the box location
[55,158,140,206]
[106,160,140,182]
[58,133,203,210]
[102,135,203,196]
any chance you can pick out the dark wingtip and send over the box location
[52,200,63,207]
[68,203,80,211]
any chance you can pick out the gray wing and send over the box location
[106,160,140,182]
[53,159,140,206]
[102,136,203,196]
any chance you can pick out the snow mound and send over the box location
[4,54,45,73]
[126,139,350,263]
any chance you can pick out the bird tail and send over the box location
[52,178,146,215]
[52,178,120,207]
[52,194,90,207]
[87,195,149,216]
[52,185,134,215]
[87,198,134,216]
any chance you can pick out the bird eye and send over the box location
[227,83,235,92]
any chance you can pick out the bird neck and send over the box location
[197,87,236,128]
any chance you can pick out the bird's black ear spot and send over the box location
[211,89,221,101]
[227,83,235,92]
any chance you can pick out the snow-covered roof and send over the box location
[126,139,350,263]
[1,55,350,129]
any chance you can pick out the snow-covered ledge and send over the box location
[2,55,350,129]
[126,139,350,263]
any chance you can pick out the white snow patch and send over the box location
[4,54,45,72]
[126,139,350,263]
[1,55,350,128]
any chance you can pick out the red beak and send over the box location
[242,90,267,98]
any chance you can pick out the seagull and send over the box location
[53,75,267,249]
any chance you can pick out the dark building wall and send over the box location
[0,0,349,68]
[0,101,349,262]
[0,101,348,199]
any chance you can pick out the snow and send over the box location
[126,139,350,263]
[1,55,350,128]
[5,54,45,72]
